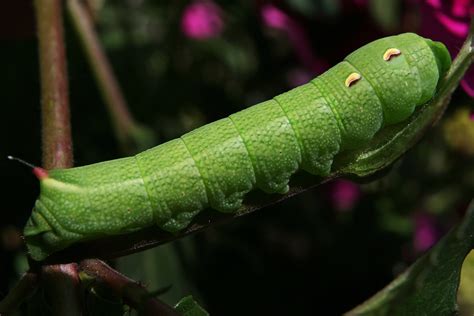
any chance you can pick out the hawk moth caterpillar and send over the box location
[24,33,451,261]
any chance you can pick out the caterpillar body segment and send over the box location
[181,118,255,211]
[135,139,208,231]
[311,61,384,150]
[275,83,342,176]
[24,33,451,261]
[230,99,302,194]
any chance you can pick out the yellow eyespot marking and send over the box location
[383,48,401,61]
[345,72,361,87]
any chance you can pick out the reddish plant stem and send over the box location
[67,0,136,146]
[35,0,73,170]
[41,264,82,315]
[84,0,104,21]
[80,259,180,316]
[35,0,82,314]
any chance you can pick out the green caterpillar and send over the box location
[24,33,451,261]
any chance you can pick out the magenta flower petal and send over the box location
[434,11,468,37]
[413,213,439,253]
[461,79,474,97]
[261,4,289,30]
[420,0,474,96]
[181,1,224,40]
[426,0,442,9]
[452,0,472,17]
[329,180,361,212]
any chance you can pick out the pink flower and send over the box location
[181,1,224,40]
[413,213,439,253]
[329,180,361,212]
[261,3,289,30]
[419,0,474,96]
[260,4,328,74]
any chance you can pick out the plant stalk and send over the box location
[0,271,38,314]
[67,0,138,149]
[80,259,180,315]
[35,0,82,314]
[36,0,73,169]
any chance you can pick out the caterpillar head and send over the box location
[425,38,451,86]
[345,33,452,125]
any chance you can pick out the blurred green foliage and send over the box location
[175,295,209,316]
[459,250,474,316]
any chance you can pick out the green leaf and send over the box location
[458,250,474,314]
[346,200,474,315]
[174,296,209,316]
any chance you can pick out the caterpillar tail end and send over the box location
[425,39,452,83]
[23,208,54,261]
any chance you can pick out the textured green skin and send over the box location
[24,33,451,261]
